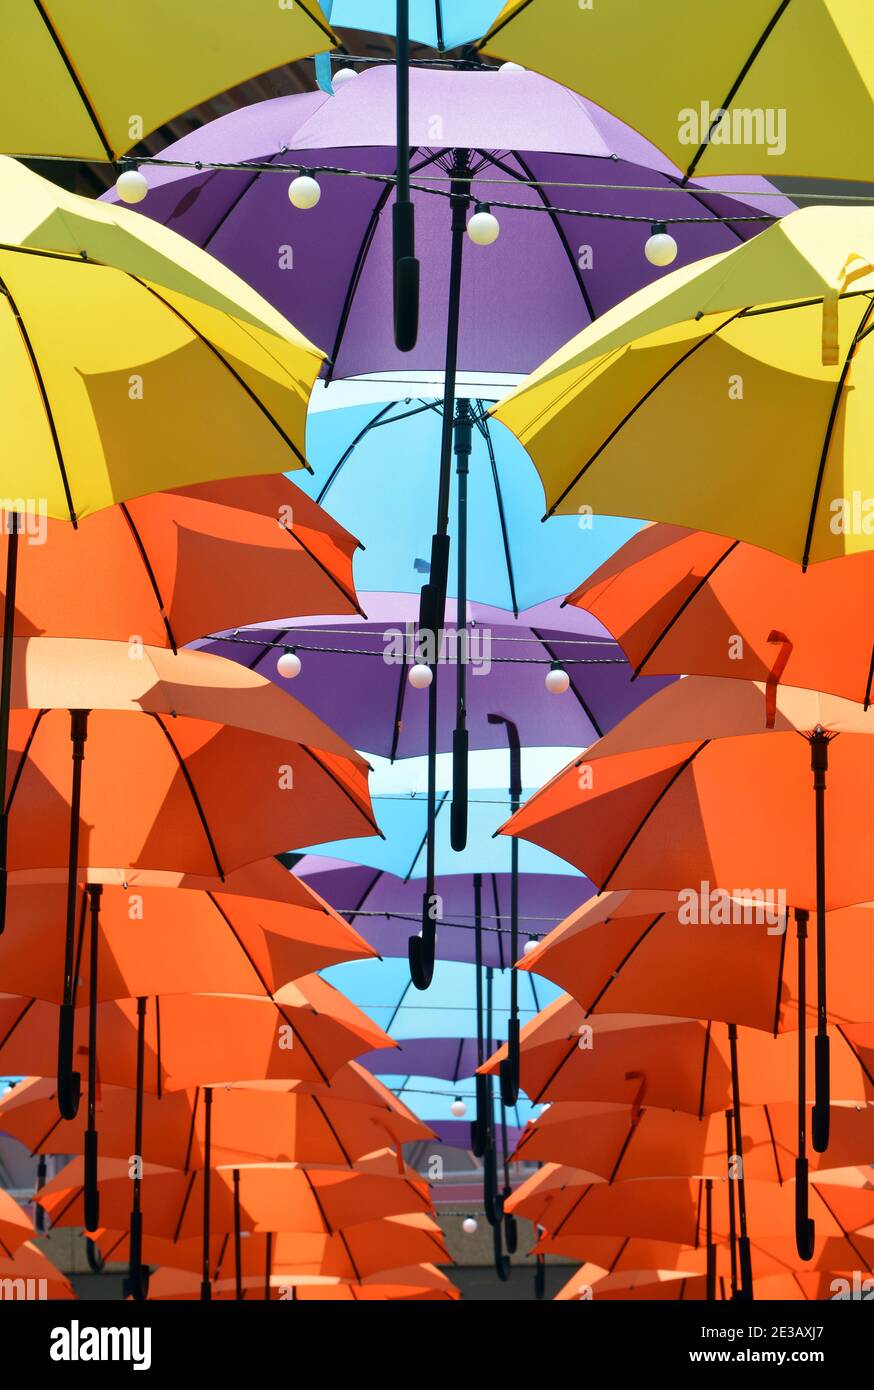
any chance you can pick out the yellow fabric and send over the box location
[0,157,324,520]
[492,205,874,565]
[1,0,337,160]
[482,0,874,180]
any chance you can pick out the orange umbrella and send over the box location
[483,997,874,1111]
[94,1211,451,1287]
[0,1185,34,1257]
[142,1264,458,1302]
[502,677,874,1157]
[2,636,378,1117]
[567,523,874,707]
[512,1099,874,1180]
[1,474,363,651]
[520,889,874,1033]
[555,1265,853,1301]
[0,1239,75,1300]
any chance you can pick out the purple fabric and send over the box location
[292,855,592,966]
[360,1037,483,1081]
[107,67,794,377]
[196,595,672,756]
[427,1119,524,1151]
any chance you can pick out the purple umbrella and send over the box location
[289,855,592,966]
[196,594,671,759]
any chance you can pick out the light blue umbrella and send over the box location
[304,389,639,610]
[324,1,501,50]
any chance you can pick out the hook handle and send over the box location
[504,1210,518,1255]
[794,1157,816,1261]
[123,1210,150,1301]
[83,1128,100,1233]
[812,1033,830,1152]
[393,203,420,352]
[500,1017,520,1107]
[470,1073,490,1158]
[450,727,468,851]
[56,1003,81,1120]
[85,1238,105,1274]
[483,1144,499,1227]
[409,892,436,989]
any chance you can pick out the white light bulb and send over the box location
[408,663,433,689]
[450,1099,467,1118]
[645,224,678,267]
[545,663,570,695]
[499,62,525,73]
[462,1217,478,1235]
[277,650,302,679]
[468,207,500,247]
[523,938,540,956]
[116,169,149,204]
[332,68,358,88]
[289,175,321,210]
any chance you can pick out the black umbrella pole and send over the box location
[727,1024,753,1300]
[125,996,149,1301]
[201,1087,213,1302]
[233,1168,242,1301]
[705,1179,716,1302]
[393,0,419,350]
[0,513,20,935]
[451,404,473,852]
[725,1110,738,1298]
[83,883,102,1234]
[488,714,522,1105]
[35,1154,47,1233]
[809,730,830,1152]
[57,708,88,1121]
[471,872,489,1157]
[794,908,816,1259]
[410,665,439,989]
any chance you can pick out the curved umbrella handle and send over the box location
[56,1003,81,1121]
[500,1017,520,1107]
[83,1128,100,1233]
[408,897,436,990]
[534,1253,546,1301]
[794,1157,816,1261]
[470,1073,490,1158]
[123,1210,151,1301]
[85,1238,105,1275]
[34,1154,47,1233]
[812,1033,830,1152]
[450,727,468,851]
[492,1215,511,1282]
[393,205,420,352]
[504,1209,518,1256]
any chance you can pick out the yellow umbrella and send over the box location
[492,203,874,567]
[480,0,874,181]
[1,0,337,161]
[0,155,324,519]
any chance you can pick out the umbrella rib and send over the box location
[202,156,284,254]
[478,0,534,48]
[279,518,366,618]
[697,1020,712,1121]
[834,1023,874,1088]
[482,150,597,321]
[118,503,178,651]
[583,913,664,1014]
[551,1183,591,1238]
[599,740,711,890]
[544,313,744,519]
[4,708,45,815]
[533,1035,580,1104]
[0,275,76,524]
[301,1167,334,1236]
[29,1110,65,1156]
[531,627,603,736]
[629,539,740,678]
[147,713,225,880]
[863,641,874,710]
[435,0,445,51]
[31,1,114,160]
[297,741,383,838]
[607,1115,639,1184]
[801,295,874,568]
[183,1087,200,1174]
[172,1170,198,1244]
[490,872,506,970]
[311,1094,353,1165]
[402,789,449,881]
[388,652,410,763]
[812,1185,871,1269]
[482,413,520,617]
[205,890,281,997]
[128,276,310,472]
[316,402,398,505]
[762,1103,783,1184]
[662,173,752,244]
[271,997,330,1086]
[0,995,35,1051]
[772,918,788,1037]
[682,0,793,182]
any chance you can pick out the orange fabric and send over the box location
[0,1071,433,1169]
[521,889,874,1032]
[39,1156,434,1240]
[0,1185,33,1257]
[144,1267,458,1301]
[0,475,361,648]
[481,996,874,1109]
[569,524,874,706]
[503,677,874,909]
[0,1240,74,1298]
[4,638,376,875]
[0,978,394,1089]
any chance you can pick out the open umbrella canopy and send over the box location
[5,638,377,877]
[0,1184,34,1257]
[0,158,324,520]
[0,1069,432,1169]
[0,977,394,1090]
[143,1264,459,1301]
[493,205,874,566]
[294,856,590,966]
[520,889,874,1033]
[37,1154,433,1240]
[0,476,363,650]
[0,0,337,159]
[0,1240,74,1299]
[481,996,874,1109]
[200,595,671,757]
[326,2,500,48]
[567,524,874,706]
[108,65,789,381]
[480,0,874,180]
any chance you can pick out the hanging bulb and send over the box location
[331,67,358,88]
[450,1098,467,1118]
[523,937,540,956]
[289,174,321,210]
[462,1217,478,1235]
[545,660,570,695]
[468,202,501,246]
[277,647,301,680]
[499,62,525,74]
[645,221,678,266]
[408,663,433,689]
[116,168,149,204]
